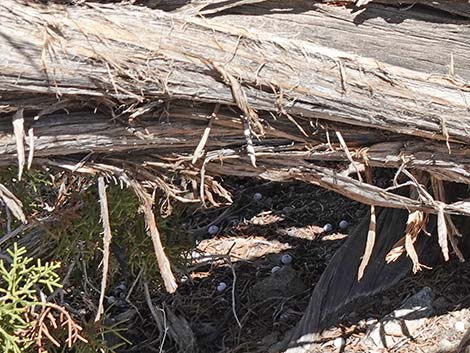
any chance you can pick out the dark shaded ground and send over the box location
[103,178,470,353]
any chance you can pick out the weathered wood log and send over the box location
[1,0,470,143]
[1,0,470,215]
[1,1,470,350]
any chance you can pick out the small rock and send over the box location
[253,192,263,201]
[334,337,345,349]
[271,266,281,273]
[216,282,227,292]
[339,220,349,230]
[281,254,293,265]
[323,223,333,232]
[364,287,434,349]
[208,225,219,235]
[455,321,466,332]
[394,287,434,320]
[439,339,453,351]
[115,283,126,292]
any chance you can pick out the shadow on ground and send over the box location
[105,179,470,353]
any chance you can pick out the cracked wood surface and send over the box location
[1,2,470,351]
[0,0,469,215]
[1,0,470,143]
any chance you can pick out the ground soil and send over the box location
[114,179,470,353]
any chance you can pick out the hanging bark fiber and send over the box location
[1,0,470,351]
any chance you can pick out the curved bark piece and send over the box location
[277,207,439,353]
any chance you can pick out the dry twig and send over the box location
[95,176,113,322]
[357,204,376,280]
[12,109,25,181]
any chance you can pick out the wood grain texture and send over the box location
[1,1,470,349]
[0,0,469,216]
[1,0,470,142]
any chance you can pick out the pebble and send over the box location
[281,254,293,265]
[216,282,227,292]
[323,223,333,232]
[339,220,349,230]
[208,225,219,235]
[455,321,466,332]
[271,266,281,273]
[333,337,345,348]
[253,192,263,201]
[439,339,453,351]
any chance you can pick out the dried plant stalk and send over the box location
[95,176,112,322]
[358,205,376,280]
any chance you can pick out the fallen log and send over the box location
[1,0,470,211]
[1,0,470,351]
[2,2,470,142]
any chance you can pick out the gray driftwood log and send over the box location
[1,0,470,214]
[1,0,470,351]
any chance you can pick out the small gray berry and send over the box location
[208,225,219,235]
[216,282,227,292]
[339,220,349,230]
[271,265,281,273]
[323,223,333,232]
[281,254,293,265]
[253,192,263,201]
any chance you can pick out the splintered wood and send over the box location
[0,0,469,294]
